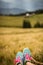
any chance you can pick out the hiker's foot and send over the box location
[23,48,32,63]
[15,52,23,65]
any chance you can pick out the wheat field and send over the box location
[0,28,43,65]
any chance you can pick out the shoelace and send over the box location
[25,54,32,60]
[16,57,21,62]
[14,56,21,64]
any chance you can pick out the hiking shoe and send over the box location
[23,48,32,63]
[14,52,23,65]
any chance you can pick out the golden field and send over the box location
[0,28,43,65]
[0,14,43,65]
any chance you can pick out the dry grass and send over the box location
[0,28,43,65]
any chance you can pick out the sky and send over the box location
[0,0,43,11]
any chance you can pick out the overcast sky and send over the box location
[0,0,43,11]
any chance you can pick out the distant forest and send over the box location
[0,9,43,16]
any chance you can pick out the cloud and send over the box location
[0,0,43,11]
[0,0,15,8]
[23,0,43,11]
[1,0,14,3]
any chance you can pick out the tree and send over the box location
[34,22,41,28]
[23,20,32,28]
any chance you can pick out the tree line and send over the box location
[23,20,43,28]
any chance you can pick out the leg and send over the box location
[26,62,35,65]
[14,52,23,65]
[23,48,32,62]
[18,64,22,65]
[23,48,35,65]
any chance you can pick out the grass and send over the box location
[0,16,24,27]
[0,14,43,27]
[0,28,43,65]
